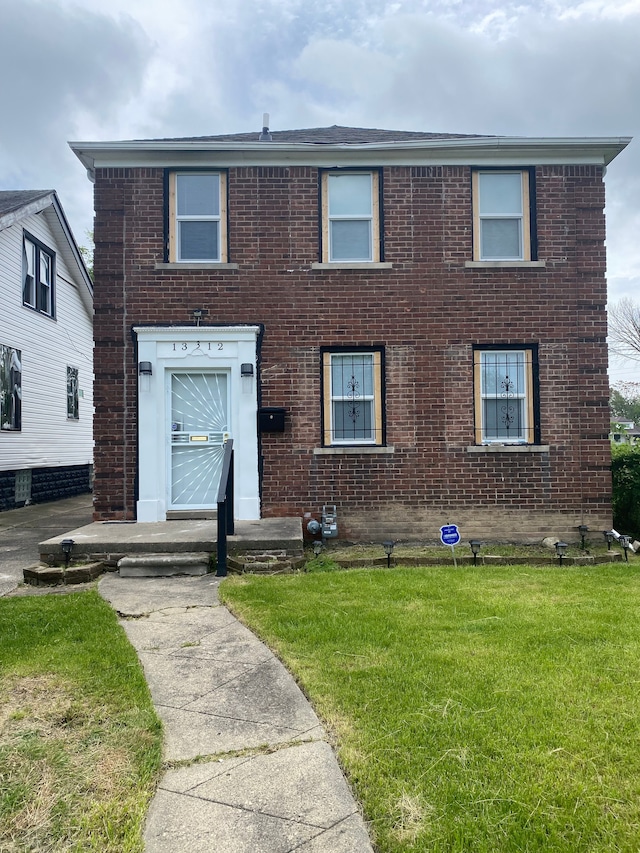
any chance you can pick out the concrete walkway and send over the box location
[0,494,94,596]
[99,573,375,853]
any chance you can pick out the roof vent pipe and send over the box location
[259,113,272,141]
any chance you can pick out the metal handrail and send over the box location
[216,439,234,577]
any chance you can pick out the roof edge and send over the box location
[70,135,632,177]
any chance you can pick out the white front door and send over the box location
[169,371,229,509]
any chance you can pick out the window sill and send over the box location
[155,262,239,270]
[314,445,395,455]
[464,260,546,269]
[311,262,393,270]
[466,444,550,454]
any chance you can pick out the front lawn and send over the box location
[221,564,640,852]
[0,590,162,852]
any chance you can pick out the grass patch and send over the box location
[0,590,162,852]
[221,564,640,852]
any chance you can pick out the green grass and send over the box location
[0,590,162,851]
[221,564,640,852]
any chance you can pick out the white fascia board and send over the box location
[42,196,94,313]
[69,136,632,177]
[0,192,55,231]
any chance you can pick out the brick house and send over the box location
[70,125,629,542]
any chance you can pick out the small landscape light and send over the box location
[620,535,631,563]
[578,524,589,549]
[61,538,75,569]
[603,530,614,551]
[382,540,395,568]
[555,541,568,565]
[469,540,482,566]
[312,540,324,558]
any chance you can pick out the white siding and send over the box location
[0,211,93,471]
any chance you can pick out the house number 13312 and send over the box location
[172,342,223,351]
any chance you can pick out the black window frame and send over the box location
[473,344,541,445]
[320,345,386,446]
[23,231,56,318]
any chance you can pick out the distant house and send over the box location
[611,420,640,444]
[70,125,629,542]
[0,190,93,510]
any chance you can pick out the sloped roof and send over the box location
[0,189,53,217]
[70,126,632,175]
[0,189,93,309]
[145,125,488,144]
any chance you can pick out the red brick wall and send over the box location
[91,163,612,541]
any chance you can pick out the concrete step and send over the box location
[118,552,211,578]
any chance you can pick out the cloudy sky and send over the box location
[1,0,638,381]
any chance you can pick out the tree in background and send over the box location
[78,231,94,281]
[609,298,640,363]
[609,380,640,535]
[610,381,640,426]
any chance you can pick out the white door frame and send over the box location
[135,325,261,522]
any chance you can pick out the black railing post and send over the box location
[216,440,234,577]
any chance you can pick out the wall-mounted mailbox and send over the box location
[259,407,286,432]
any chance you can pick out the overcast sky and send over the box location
[1,0,638,382]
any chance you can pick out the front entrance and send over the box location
[169,371,229,509]
[135,325,261,522]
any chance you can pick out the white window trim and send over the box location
[322,350,383,446]
[472,170,531,262]
[321,171,380,263]
[473,348,536,445]
[168,171,228,263]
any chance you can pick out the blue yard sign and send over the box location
[440,524,460,546]
[440,524,460,567]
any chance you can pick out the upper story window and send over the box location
[168,172,228,262]
[472,170,533,261]
[322,349,384,445]
[473,347,539,444]
[23,234,55,317]
[321,171,381,263]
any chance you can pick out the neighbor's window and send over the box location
[321,171,380,262]
[472,170,532,261]
[168,172,227,262]
[67,366,79,420]
[0,344,22,431]
[23,234,55,316]
[474,348,539,444]
[322,349,383,445]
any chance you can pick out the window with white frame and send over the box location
[474,348,538,444]
[23,234,54,316]
[322,349,383,445]
[472,170,532,261]
[321,171,380,262]
[67,366,79,420]
[168,172,227,262]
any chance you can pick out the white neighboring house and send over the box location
[0,190,93,510]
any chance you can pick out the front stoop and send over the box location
[118,553,211,577]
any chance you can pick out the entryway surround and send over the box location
[135,326,261,522]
